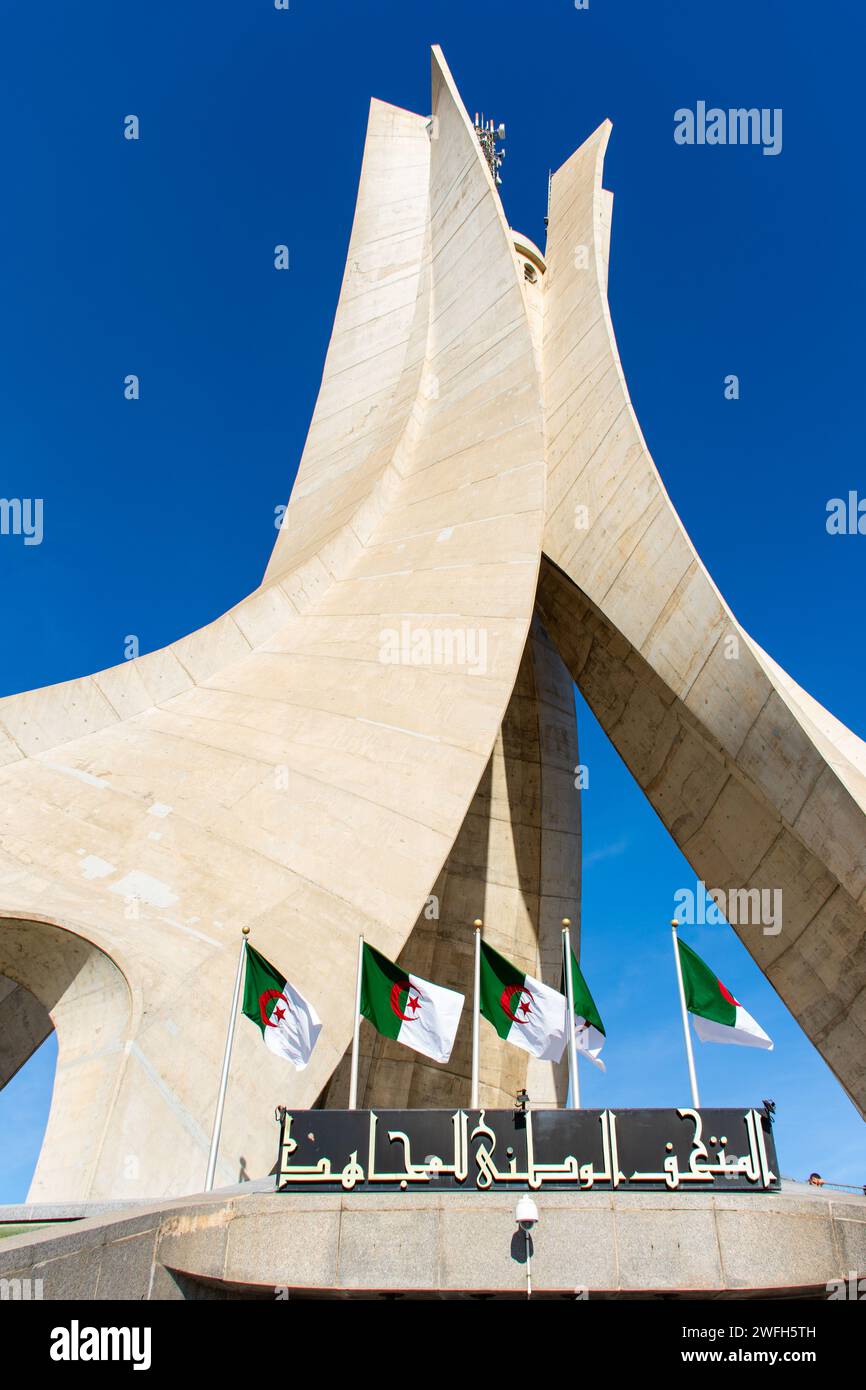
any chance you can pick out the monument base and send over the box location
[1,1181,863,1299]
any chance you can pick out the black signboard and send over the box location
[275,1106,779,1193]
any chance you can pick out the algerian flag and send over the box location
[561,946,606,1070]
[480,941,567,1062]
[678,938,773,1050]
[361,943,463,1064]
[242,942,322,1069]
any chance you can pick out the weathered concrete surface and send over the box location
[0,1184,862,1299]
[539,126,866,1115]
[0,49,551,1200]
[325,617,578,1110]
[0,974,52,1087]
[0,43,864,1207]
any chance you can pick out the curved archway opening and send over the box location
[0,918,130,1202]
[0,976,56,1203]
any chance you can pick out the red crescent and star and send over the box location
[259,988,292,1028]
[389,980,422,1022]
[500,983,533,1024]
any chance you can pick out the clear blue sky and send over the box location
[1,1,864,1200]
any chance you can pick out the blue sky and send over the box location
[1,1,864,1199]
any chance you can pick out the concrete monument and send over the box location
[0,48,863,1213]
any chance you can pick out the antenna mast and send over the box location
[473,111,506,186]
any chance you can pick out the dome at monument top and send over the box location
[510,229,546,281]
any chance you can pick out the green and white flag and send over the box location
[361,943,464,1064]
[561,947,606,1071]
[242,942,322,1069]
[480,941,567,1062]
[678,939,773,1050]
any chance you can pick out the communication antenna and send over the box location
[474,110,506,186]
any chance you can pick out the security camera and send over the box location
[515,1196,539,1229]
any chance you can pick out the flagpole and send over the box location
[471,919,482,1109]
[348,934,364,1109]
[671,918,700,1108]
[205,925,250,1192]
[561,918,580,1110]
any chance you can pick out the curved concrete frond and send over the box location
[0,47,547,1198]
[539,125,866,1114]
